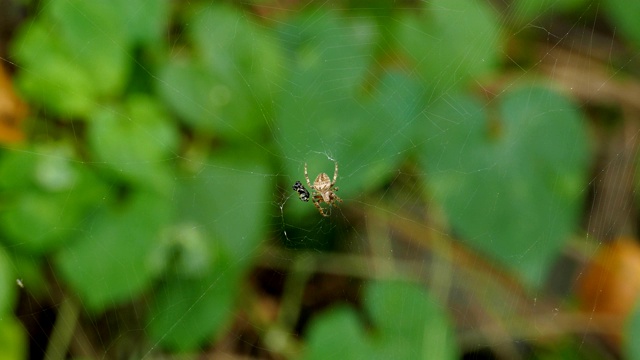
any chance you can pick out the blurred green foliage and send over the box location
[302,281,457,360]
[5,0,639,357]
[627,301,640,359]
[603,0,640,50]
[159,4,281,138]
[420,87,589,285]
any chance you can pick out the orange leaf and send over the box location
[0,63,27,143]
[577,237,640,347]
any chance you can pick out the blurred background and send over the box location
[1,0,640,358]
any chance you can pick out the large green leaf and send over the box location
[626,300,640,360]
[302,307,372,360]
[11,0,167,118]
[0,248,23,359]
[7,254,48,298]
[366,281,458,360]
[0,316,26,360]
[603,0,640,50]
[157,4,281,139]
[11,21,97,117]
[511,0,588,24]
[189,4,281,106]
[419,86,589,285]
[277,8,376,97]
[145,259,240,352]
[55,191,172,311]
[0,247,15,316]
[87,95,178,190]
[113,0,171,45]
[0,146,108,254]
[50,0,130,96]
[146,153,271,350]
[172,154,271,262]
[157,60,227,134]
[396,0,501,98]
[302,281,457,360]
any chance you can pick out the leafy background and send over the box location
[1,0,640,359]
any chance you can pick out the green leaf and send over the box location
[366,281,458,360]
[157,60,224,133]
[603,0,640,50]
[11,22,97,117]
[0,247,16,316]
[50,0,130,96]
[157,56,263,137]
[55,191,172,311]
[114,0,171,45]
[302,307,372,360]
[302,281,457,360]
[0,316,27,360]
[174,153,270,262]
[157,4,281,139]
[146,153,271,350]
[419,86,589,286]
[277,8,376,95]
[11,0,171,118]
[511,0,588,24]
[190,4,281,104]
[0,148,38,190]
[397,0,501,97]
[148,223,215,278]
[626,300,640,360]
[1,192,78,253]
[87,95,178,189]
[7,254,48,298]
[0,251,26,359]
[146,260,239,352]
[10,0,150,117]
[0,146,109,254]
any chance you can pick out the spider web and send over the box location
[1,0,639,359]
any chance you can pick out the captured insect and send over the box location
[292,180,310,202]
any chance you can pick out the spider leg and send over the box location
[304,163,313,189]
[312,195,329,217]
[332,161,339,185]
[331,194,343,207]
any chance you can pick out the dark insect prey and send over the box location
[292,180,310,202]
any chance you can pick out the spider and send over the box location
[292,180,310,202]
[304,161,342,217]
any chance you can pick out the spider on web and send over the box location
[301,161,342,217]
